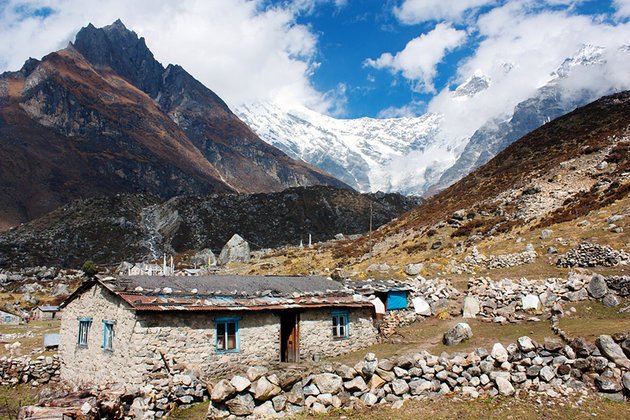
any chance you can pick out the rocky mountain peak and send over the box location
[72,19,164,97]
[452,72,491,99]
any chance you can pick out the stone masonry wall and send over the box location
[59,284,140,386]
[133,310,280,379]
[300,307,378,360]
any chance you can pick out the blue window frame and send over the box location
[215,318,240,353]
[387,290,409,310]
[77,318,92,347]
[331,310,349,339]
[103,320,115,352]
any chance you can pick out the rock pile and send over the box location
[0,355,60,386]
[206,333,630,417]
[464,245,537,270]
[603,276,630,296]
[557,242,630,268]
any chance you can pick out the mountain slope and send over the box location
[0,20,346,230]
[230,91,629,277]
[0,186,421,267]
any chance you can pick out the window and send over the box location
[103,320,115,352]
[77,318,92,347]
[331,311,349,339]
[216,318,239,352]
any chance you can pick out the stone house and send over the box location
[0,309,21,325]
[31,305,61,321]
[59,275,377,387]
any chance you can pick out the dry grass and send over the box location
[559,299,630,341]
[0,384,39,420]
[0,320,61,357]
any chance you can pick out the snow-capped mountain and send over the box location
[236,44,629,196]
[236,103,442,193]
[429,44,622,193]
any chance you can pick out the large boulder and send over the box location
[521,294,541,310]
[412,297,431,316]
[404,263,423,276]
[218,234,251,265]
[443,322,473,346]
[211,379,236,402]
[587,275,609,299]
[495,377,515,396]
[462,296,480,318]
[312,373,343,394]
[253,377,281,401]
[192,248,217,266]
[225,393,255,416]
[491,343,509,363]
[596,335,630,369]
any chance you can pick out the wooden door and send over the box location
[280,312,300,363]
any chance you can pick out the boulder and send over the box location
[622,372,630,392]
[192,248,217,266]
[462,296,480,318]
[602,294,620,307]
[218,234,251,265]
[253,401,277,417]
[211,379,236,402]
[312,373,343,395]
[540,229,553,239]
[207,403,231,419]
[412,297,431,316]
[343,376,368,392]
[230,376,251,393]
[225,393,255,416]
[491,343,509,363]
[517,336,536,352]
[521,295,541,311]
[405,263,424,276]
[539,366,555,382]
[443,323,473,346]
[253,377,282,401]
[596,335,630,369]
[361,392,378,406]
[391,379,410,396]
[247,366,269,382]
[362,353,378,377]
[495,377,515,396]
[272,395,288,412]
[587,275,608,299]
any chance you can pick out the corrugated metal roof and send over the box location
[86,275,373,312]
[106,275,345,296]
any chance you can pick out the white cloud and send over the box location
[614,0,630,18]
[0,0,340,112]
[394,0,496,24]
[365,23,467,93]
[427,2,630,141]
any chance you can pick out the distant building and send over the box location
[59,275,378,387]
[0,309,21,325]
[31,305,61,321]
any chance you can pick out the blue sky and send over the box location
[296,0,625,117]
[0,0,629,119]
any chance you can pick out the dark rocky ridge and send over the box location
[0,20,346,230]
[0,186,421,268]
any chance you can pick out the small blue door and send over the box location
[386,290,408,310]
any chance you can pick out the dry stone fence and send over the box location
[205,332,630,418]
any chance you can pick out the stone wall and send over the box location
[300,308,377,360]
[557,242,630,268]
[464,245,537,270]
[59,283,377,389]
[0,355,60,386]
[206,333,630,418]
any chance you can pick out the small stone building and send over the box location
[59,275,377,387]
[0,309,21,325]
[31,305,60,321]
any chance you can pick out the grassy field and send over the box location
[0,384,39,420]
[0,320,61,357]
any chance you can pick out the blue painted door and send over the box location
[387,291,408,310]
